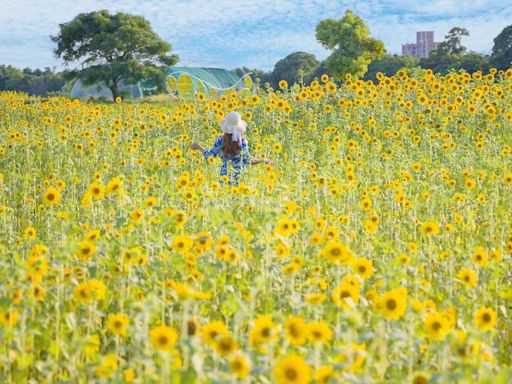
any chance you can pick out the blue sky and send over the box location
[1,0,511,71]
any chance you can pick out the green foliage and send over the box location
[316,10,385,79]
[52,10,178,101]
[438,27,470,55]
[419,27,489,75]
[490,25,512,71]
[364,55,418,81]
[305,61,329,83]
[0,65,66,96]
[269,52,319,87]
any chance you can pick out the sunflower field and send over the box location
[1,68,512,383]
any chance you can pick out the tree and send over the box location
[316,10,385,80]
[457,52,490,73]
[305,61,330,83]
[364,54,418,81]
[490,25,512,70]
[438,27,469,55]
[270,52,319,88]
[52,10,178,101]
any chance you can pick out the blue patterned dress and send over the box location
[203,136,251,185]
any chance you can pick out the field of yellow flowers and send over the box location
[1,68,512,383]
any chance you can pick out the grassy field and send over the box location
[0,68,511,383]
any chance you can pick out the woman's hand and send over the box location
[190,143,204,152]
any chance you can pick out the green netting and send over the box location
[165,67,253,99]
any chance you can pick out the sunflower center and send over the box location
[285,368,298,380]
[386,299,397,310]
[482,313,492,323]
[158,336,169,346]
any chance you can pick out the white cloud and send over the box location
[0,0,510,70]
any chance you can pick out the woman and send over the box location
[190,111,271,185]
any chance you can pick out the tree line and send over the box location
[0,66,68,96]
[0,10,511,99]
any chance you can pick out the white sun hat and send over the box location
[220,111,247,142]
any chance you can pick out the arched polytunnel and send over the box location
[164,67,253,99]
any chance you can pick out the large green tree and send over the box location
[316,10,385,80]
[490,25,512,70]
[270,52,319,88]
[52,10,178,101]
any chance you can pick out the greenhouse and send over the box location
[70,80,144,100]
[165,67,253,99]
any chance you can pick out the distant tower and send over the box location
[402,31,439,58]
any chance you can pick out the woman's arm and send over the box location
[192,137,223,160]
[190,142,205,153]
[251,158,272,165]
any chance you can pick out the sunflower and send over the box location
[230,354,251,379]
[332,283,359,309]
[214,334,238,356]
[473,246,488,267]
[172,235,193,254]
[314,365,336,384]
[250,315,278,347]
[424,312,450,340]
[201,320,228,346]
[150,325,178,351]
[419,221,440,236]
[504,172,512,185]
[352,257,374,280]
[304,293,327,305]
[31,284,46,301]
[274,354,311,384]
[24,226,37,239]
[0,310,20,327]
[284,316,308,346]
[88,182,105,200]
[473,307,496,331]
[307,321,333,344]
[107,313,130,337]
[457,268,478,288]
[75,240,96,261]
[276,217,294,237]
[412,371,430,384]
[320,241,353,264]
[375,288,408,320]
[194,231,213,253]
[43,187,61,205]
[73,281,92,303]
